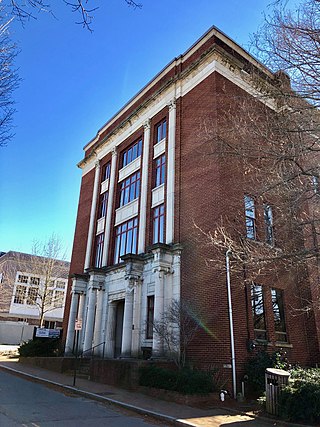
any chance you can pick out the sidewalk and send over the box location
[0,356,303,427]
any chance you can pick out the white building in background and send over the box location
[0,251,70,345]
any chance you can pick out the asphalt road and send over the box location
[0,370,167,426]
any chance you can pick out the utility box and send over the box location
[265,368,290,416]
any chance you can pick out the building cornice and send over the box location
[81,26,274,159]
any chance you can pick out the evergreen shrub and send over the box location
[19,338,62,357]
[139,365,217,395]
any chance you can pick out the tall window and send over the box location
[114,217,138,264]
[26,287,38,305]
[153,204,165,244]
[122,139,142,168]
[98,192,108,219]
[264,204,274,245]
[119,172,141,207]
[146,295,154,339]
[54,290,64,308]
[271,289,287,342]
[102,162,111,182]
[245,195,256,239]
[155,119,167,144]
[94,233,104,268]
[14,285,26,304]
[45,290,53,307]
[251,284,267,340]
[154,154,166,187]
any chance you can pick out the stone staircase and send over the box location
[76,358,91,379]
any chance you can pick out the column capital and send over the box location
[111,146,118,157]
[168,98,176,111]
[94,159,100,169]
[88,272,105,290]
[152,265,173,277]
[122,254,144,290]
[143,119,151,130]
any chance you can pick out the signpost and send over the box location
[73,319,82,387]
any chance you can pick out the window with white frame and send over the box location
[14,285,27,304]
[54,290,64,308]
[18,274,28,284]
[56,280,66,289]
[26,286,38,305]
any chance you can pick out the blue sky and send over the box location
[0,0,289,260]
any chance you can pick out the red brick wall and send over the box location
[62,169,94,337]
[177,70,320,390]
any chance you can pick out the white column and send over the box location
[138,120,151,254]
[84,161,101,270]
[121,289,134,357]
[105,302,117,358]
[93,289,104,353]
[77,293,86,353]
[65,292,79,354]
[83,287,97,353]
[152,269,165,357]
[102,148,118,266]
[166,100,176,244]
[99,286,109,355]
[131,283,142,357]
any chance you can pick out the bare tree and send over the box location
[0,12,19,147]
[27,234,69,327]
[6,0,142,31]
[194,0,320,313]
[151,300,201,368]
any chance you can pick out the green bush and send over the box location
[279,368,320,423]
[139,365,217,395]
[244,351,276,394]
[244,350,291,396]
[19,338,62,357]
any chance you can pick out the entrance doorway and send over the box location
[114,300,124,357]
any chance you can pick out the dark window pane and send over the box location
[251,284,267,340]
[245,195,256,239]
[264,204,274,245]
[119,172,141,207]
[146,295,155,339]
[114,217,138,263]
[271,289,287,342]
[122,139,142,167]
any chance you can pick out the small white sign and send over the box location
[75,319,82,330]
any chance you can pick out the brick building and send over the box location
[63,26,320,394]
[0,251,69,344]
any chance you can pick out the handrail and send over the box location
[79,341,106,359]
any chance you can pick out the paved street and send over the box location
[0,370,166,426]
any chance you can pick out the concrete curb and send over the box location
[0,363,192,426]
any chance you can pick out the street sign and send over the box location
[75,319,82,330]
